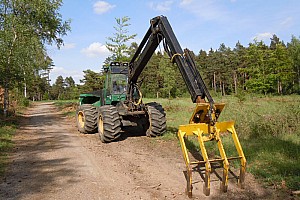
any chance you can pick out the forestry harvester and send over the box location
[76,16,246,197]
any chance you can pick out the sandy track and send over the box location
[0,102,282,199]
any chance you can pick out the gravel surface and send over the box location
[0,102,288,200]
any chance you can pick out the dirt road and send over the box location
[0,102,282,199]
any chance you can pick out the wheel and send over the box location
[76,104,98,134]
[145,102,167,137]
[98,105,121,143]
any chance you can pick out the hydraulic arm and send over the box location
[128,16,213,105]
[127,16,246,197]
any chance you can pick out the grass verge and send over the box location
[0,117,17,176]
[53,100,77,117]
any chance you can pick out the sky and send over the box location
[48,0,300,84]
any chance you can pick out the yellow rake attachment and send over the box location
[178,103,246,197]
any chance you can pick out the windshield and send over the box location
[111,74,127,94]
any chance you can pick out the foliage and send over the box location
[0,0,70,115]
[138,34,300,97]
[73,34,300,100]
[287,35,300,94]
[49,76,79,100]
[105,16,137,62]
[79,70,105,93]
[158,53,176,98]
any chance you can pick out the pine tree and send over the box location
[287,36,300,94]
[79,70,104,93]
[106,16,137,62]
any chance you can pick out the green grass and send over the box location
[53,100,78,116]
[0,117,17,175]
[53,99,78,106]
[145,95,300,191]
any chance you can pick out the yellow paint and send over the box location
[178,104,246,197]
[98,115,104,134]
[77,111,85,128]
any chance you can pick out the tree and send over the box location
[127,42,138,60]
[271,41,293,94]
[105,16,137,62]
[51,75,65,100]
[79,70,104,93]
[139,52,163,98]
[217,43,234,95]
[234,41,248,92]
[270,34,281,50]
[158,53,176,98]
[205,48,217,92]
[242,40,273,94]
[287,35,300,94]
[65,76,75,88]
[0,0,70,115]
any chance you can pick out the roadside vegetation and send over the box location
[53,100,77,117]
[0,115,18,175]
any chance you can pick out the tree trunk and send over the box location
[213,72,217,93]
[219,80,222,95]
[24,82,27,98]
[24,72,27,98]
[3,13,18,117]
[298,67,300,91]
[277,80,282,94]
[233,71,237,95]
[243,72,247,90]
[3,82,9,117]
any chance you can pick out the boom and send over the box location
[128,16,214,104]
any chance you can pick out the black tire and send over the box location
[76,104,98,134]
[145,102,167,137]
[98,105,121,143]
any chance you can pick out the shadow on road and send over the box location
[0,103,82,200]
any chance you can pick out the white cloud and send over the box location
[50,66,84,84]
[93,1,115,14]
[179,0,228,21]
[251,32,273,41]
[81,42,110,58]
[61,43,76,50]
[280,17,293,28]
[149,1,174,12]
[180,0,193,6]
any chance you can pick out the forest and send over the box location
[37,34,300,101]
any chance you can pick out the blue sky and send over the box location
[48,0,300,84]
